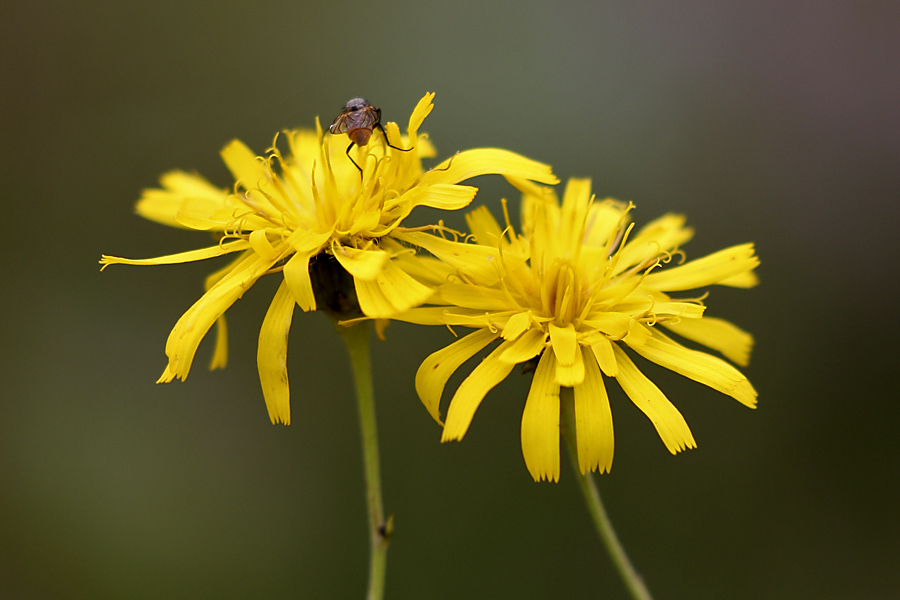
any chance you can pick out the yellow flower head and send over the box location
[396,178,759,482]
[101,93,558,425]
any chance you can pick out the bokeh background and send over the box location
[2,1,898,598]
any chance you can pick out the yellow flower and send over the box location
[101,93,558,425]
[394,178,758,482]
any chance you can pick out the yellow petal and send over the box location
[574,348,614,474]
[99,240,250,270]
[203,252,245,289]
[582,312,633,340]
[549,323,584,386]
[158,252,273,382]
[498,327,547,364]
[557,345,585,387]
[501,311,532,340]
[221,139,269,192]
[382,239,456,286]
[613,214,694,274]
[662,316,754,367]
[249,229,282,263]
[134,188,191,229]
[520,350,561,482]
[589,336,618,377]
[331,243,390,281]
[612,345,697,454]
[394,230,503,285]
[209,316,228,370]
[407,92,436,139]
[418,148,559,187]
[173,199,254,231]
[355,259,434,318]
[583,200,629,248]
[520,183,560,246]
[621,321,651,346]
[465,205,505,247]
[283,251,317,312]
[135,171,230,229]
[437,283,509,310]
[414,136,437,159]
[287,227,332,254]
[442,342,517,441]
[391,307,516,327]
[719,270,759,288]
[548,323,577,365]
[653,301,706,320]
[643,243,759,291]
[626,326,757,408]
[398,183,478,211]
[415,328,498,423]
[258,281,295,425]
[160,170,227,197]
[558,178,592,247]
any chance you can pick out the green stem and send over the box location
[338,321,390,600]
[559,388,654,600]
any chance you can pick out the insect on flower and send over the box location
[329,97,412,175]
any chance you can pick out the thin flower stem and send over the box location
[560,389,654,600]
[338,321,390,600]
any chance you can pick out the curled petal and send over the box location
[443,341,517,442]
[419,148,558,187]
[331,243,390,281]
[158,252,273,382]
[415,328,498,423]
[395,183,478,212]
[249,229,281,263]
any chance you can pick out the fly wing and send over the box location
[329,113,350,134]
[330,105,379,135]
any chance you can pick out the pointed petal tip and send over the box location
[156,365,177,384]
[269,414,291,426]
[527,467,560,483]
[440,429,462,443]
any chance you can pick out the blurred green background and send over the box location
[2,1,898,598]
